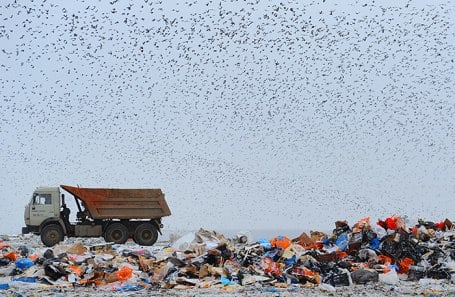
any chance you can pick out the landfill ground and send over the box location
[1,217,455,297]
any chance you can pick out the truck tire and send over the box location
[104,223,129,244]
[41,224,64,247]
[133,223,158,246]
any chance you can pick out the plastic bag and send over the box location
[0,284,9,290]
[378,270,399,285]
[369,237,380,249]
[12,277,36,283]
[258,238,271,249]
[116,285,143,292]
[15,258,34,270]
[3,252,18,261]
[115,266,133,281]
[350,269,378,284]
[270,236,291,249]
[371,224,387,239]
[335,234,348,251]
[220,275,235,286]
[398,257,414,274]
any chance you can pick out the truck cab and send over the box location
[24,187,61,229]
[23,187,68,245]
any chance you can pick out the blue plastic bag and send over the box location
[116,285,143,292]
[0,284,9,290]
[369,237,380,250]
[221,275,235,286]
[388,264,399,272]
[258,238,271,249]
[15,258,34,270]
[284,255,297,266]
[335,234,348,251]
[12,277,36,283]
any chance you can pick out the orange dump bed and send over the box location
[61,185,171,220]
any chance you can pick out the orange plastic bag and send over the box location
[398,257,414,274]
[3,251,18,261]
[28,254,39,262]
[270,236,291,249]
[69,265,83,277]
[377,255,392,265]
[115,266,133,281]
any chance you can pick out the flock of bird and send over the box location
[0,0,454,234]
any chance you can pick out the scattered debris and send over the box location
[0,216,454,295]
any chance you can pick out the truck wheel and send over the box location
[104,223,129,244]
[41,224,64,247]
[134,223,158,246]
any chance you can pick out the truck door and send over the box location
[30,193,55,226]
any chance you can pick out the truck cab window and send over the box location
[34,194,52,205]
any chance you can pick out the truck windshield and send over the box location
[33,193,52,205]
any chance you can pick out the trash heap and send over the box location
[0,216,454,294]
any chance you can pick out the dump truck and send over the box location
[22,185,171,247]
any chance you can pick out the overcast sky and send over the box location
[0,0,454,235]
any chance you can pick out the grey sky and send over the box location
[0,0,454,235]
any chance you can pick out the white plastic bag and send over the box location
[378,270,399,285]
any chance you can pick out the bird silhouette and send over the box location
[0,0,453,234]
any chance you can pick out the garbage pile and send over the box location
[0,216,454,294]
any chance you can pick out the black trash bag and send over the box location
[350,269,378,284]
[337,261,353,270]
[43,249,55,259]
[34,257,46,265]
[381,233,421,263]
[43,258,69,281]
[400,239,422,264]
[0,258,11,266]
[322,270,350,287]
[318,262,336,274]
[44,263,68,281]
[381,236,402,260]
[9,267,23,276]
[18,245,29,257]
